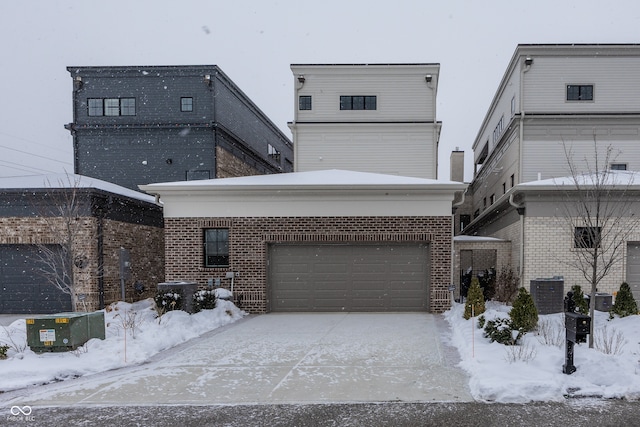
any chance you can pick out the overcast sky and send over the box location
[1,0,639,183]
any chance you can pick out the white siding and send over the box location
[523,56,640,113]
[292,64,438,122]
[294,123,437,179]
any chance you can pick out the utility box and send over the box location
[26,312,106,353]
[586,293,613,311]
[565,312,591,344]
[157,281,198,313]
[530,277,565,314]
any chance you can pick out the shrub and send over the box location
[483,317,523,345]
[509,287,538,332]
[477,315,486,329]
[0,344,8,360]
[154,289,183,313]
[193,289,218,313]
[494,266,519,303]
[464,277,486,319]
[571,285,589,315]
[610,282,638,318]
[478,268,496,301]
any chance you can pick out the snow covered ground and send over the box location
[1,297,639,404]
[0,295,246,393]
[445,301,640,403]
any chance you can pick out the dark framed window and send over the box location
[610,163,627,171]
[340,95,377,110]
[299,95,312,110]
[510,174,515,187]
[204,229,229,268]
[88,98,104,116]
[459,214,471,232]
[574,227,601,249]
[120,98,136,116]
[567,85,593,101]
[87,98,136,116]
[181,97,193,112]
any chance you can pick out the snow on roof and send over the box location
[454,235,507,242]
[0,173,157,204]
[142,169,467,189]
[518,170,640,188]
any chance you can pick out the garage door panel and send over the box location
[270,244,428,312]
[0,245,72,314]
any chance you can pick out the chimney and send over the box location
[450,148,465,182]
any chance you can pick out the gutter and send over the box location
[508,191,525,283]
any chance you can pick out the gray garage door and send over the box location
[0,245,72,314]
[269,244,428,312]
[627,242,640,305]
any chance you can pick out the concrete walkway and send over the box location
[5,313,472,406]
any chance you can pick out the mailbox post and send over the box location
[563,291,591,375]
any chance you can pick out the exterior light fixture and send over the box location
[525,57,533,66]
[425,75,432,83]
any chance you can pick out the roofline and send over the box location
[290,63,440,67]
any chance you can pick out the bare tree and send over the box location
[34,175,94,312]
[558,139,640,347]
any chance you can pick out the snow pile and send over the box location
[445,301,640,403]
[0,298,246,392]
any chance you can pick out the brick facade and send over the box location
[215,146,261,179]
[0,216,164,312]
[164,216,453,313]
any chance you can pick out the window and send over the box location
[610,163,627,171]
[574,227,601,249]
[204,229,229,267]
[510,174,515,187]
[511,96,516,116]
[340,95,377,110]
[492,115,505,143]
[490,194,495,205]
[299,95,312,110]
[87,98,136,116]
[181,97,193,112]
[120,98,136,116]
[88,98,104,116]
[567,85,593,101]
[459,214,471,232]
[483,197,487,208]
[502,182,506,194]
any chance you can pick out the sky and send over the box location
[1,1,640,183]
[2,298,639,403]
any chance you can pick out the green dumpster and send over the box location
[26,312,106,353]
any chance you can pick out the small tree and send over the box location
[464,277,486,319]
[571,285,589,315]
[558,140,640,347]
[509,287,538,332]
[610,282,638,318]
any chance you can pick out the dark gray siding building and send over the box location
[65,66,293,191]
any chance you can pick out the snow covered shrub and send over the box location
[464,277,486,319]
[0,345,8,360]
[493,266,519,303]
[504,342,537,364]
[154,289,183,314]
[192,289,217,313]
[610,282,638,318]
[509,287,538,332]
[536,317,564,348]
[594,325,626,355]
[477,315,486,329]
[483,317,523,345]
[571,285,589,315]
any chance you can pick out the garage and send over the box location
[0,245,72,314]
[627,242,640,304]
[269,244,429,312]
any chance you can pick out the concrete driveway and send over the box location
[6,312,472,406]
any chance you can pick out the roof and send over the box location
[140,169,468,192]
[516,170,640,191]
[0,173,157,204]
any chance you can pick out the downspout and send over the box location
[451,188,467,300]
[509,192,525,285]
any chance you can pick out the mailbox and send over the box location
[565,312,590,343]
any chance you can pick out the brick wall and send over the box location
[523,216,640,295]
[164,216,453,313]
[216,146,261,178]
[0,216,164,312]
